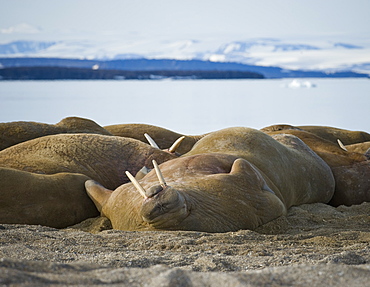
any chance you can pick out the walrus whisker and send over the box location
[125,171,148,198]
[337,139,348,151]
[144,133,159,149]
[152,160,167,187]
[168,136,185,153]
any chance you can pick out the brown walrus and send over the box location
[104,123,204,155]
[183,128,335,209]
[329,161,370,206]
[261,128,367,168]
[0,133,176,190]
[261,124,370,145]
[261,126,370,207]
[0,117,112,151]
[0,167,98,228]
[298,125,370,145]
[345,141,370,155]
[85,128,335,232]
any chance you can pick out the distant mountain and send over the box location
[215,40,320,54]
[0,40,57,55]
[0,57,367,79]
[333,43,363,49]
[0,39,326,58]
[0,38,369,76]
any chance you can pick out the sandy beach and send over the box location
[1,202,369,286]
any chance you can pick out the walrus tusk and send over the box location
[337,139,348,151]
[152,160,167,187]
[168,136,186,153]
[365,148,370,160]
[125,171,148,198]
[144,133,160,149]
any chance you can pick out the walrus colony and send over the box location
[0,117,369,232]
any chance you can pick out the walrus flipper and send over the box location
[85,180,113,214]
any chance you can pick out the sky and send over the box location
[1,0,370,44]
[0,1,369,132]
[1,0,370,73]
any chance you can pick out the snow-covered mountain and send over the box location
[0,38,369,75]
[0,40,57,55]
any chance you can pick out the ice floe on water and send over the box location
[282,79,317,88]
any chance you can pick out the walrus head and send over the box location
[124,160,190,229]
[85,153,286,232]
[140,185,189,228]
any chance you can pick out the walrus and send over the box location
[345,141,370,155]
[298,125,370,145]
[104,123,204,154]
[0,116,112,151]
[0,133,176,189]
[261,124,370,145]
[262,128,370,207]
[260,124,302,132]
[0,167,98,228]
[329,161,370,206]
[85,128,335,232]
[184,128,335,209]
[261,129,367,168]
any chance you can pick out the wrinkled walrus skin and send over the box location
[0,116,112,151]
[86,128,335,233]
[0,133,176,190]
[0,167,99,228]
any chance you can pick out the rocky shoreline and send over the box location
[1,202,369,286]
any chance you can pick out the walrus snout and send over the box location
[140,186,189,227]
[146,184,166,198]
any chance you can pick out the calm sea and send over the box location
[0,78,369,135]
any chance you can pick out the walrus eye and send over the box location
[146,185,164,197]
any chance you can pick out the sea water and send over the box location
[0,78,369,135]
